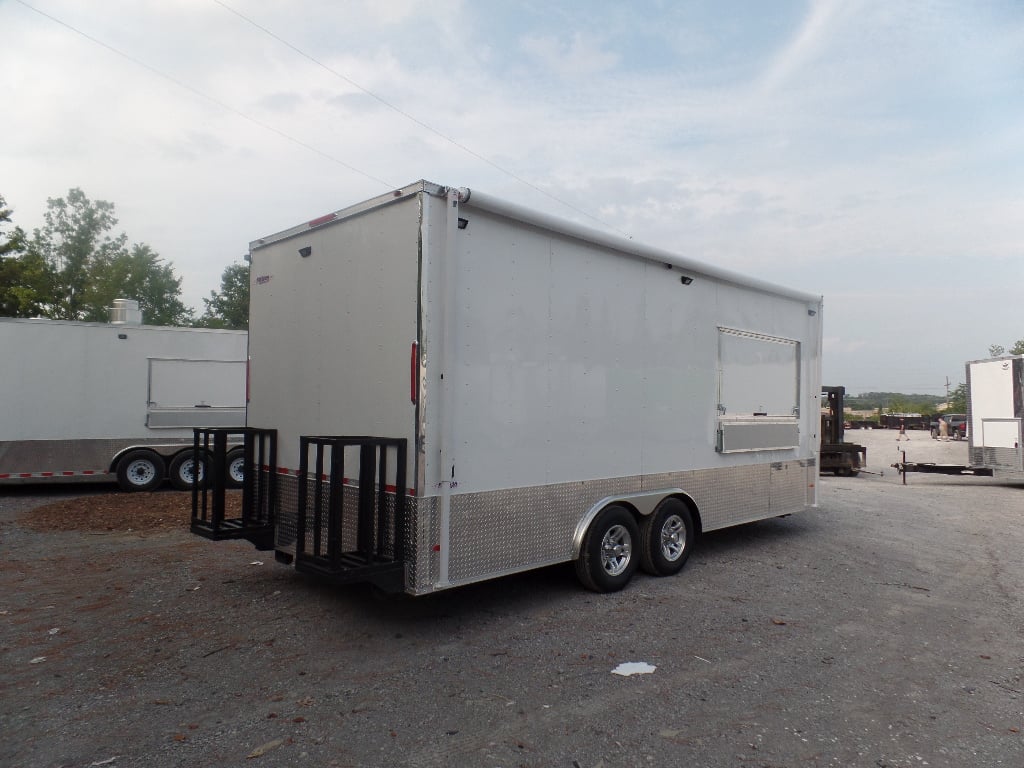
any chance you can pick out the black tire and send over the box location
[639,498,695,576]
[953,429,962,440]
[225,448,246,489]
[575,505,640,593]
[167,451,209,491]
[115,450,166,492]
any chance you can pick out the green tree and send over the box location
[988,340,1024,357]
[86,243,193,326]
[0,194,25,257]
[0,193,50,317]
[948,382,967,413]
[25,188,122,320]
[23,188,192,325]
[197,262,249,329]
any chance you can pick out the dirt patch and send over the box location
[17,490,242,533]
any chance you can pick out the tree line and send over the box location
[0,189,247,329]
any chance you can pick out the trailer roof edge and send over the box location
[459,186,822,306]
[249,180,822,306]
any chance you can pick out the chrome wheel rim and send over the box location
[600,524,632,576]
[660,514,686,561]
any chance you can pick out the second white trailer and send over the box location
[0,316,248,491]
[967,355,1024,479]
[194,181,823,594]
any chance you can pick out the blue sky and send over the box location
[2,0,1022,394]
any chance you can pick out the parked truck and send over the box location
[893,354,1023,480]
[192,181,824,594]
[0,307,247,491]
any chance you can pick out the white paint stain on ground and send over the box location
[611,661,656,676]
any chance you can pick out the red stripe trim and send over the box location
[263,467,413,495]
[308,213,337,227]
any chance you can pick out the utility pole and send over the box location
[945,376,951,404]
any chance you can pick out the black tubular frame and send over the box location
[294,436,407,590]
[190,427,278,549]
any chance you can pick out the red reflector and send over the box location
[432,544,441,552]
[308,213,337,228]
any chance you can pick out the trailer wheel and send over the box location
[168,451,209,491]
[115,450,166,492]
[639,498,694,577]
[575,505,640,593]
[225,448,245,489]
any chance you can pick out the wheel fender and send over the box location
[109,446,155,473]
[572,489,694,559]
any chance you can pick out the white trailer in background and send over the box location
[892,355,1023,481]
[0,313,247,491]
[192,181,823,594]
[967,355,1024,479]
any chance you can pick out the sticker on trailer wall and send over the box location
[256,275,272,285]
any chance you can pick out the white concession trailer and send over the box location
[0,315,247,491]
[192,181,824,594]
[967,355,1024,480]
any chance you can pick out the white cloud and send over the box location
[519,32,620,78]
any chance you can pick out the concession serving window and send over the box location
[716,328,800,453]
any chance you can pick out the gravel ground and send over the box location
[1,430,1021,768]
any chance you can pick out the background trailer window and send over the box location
[717,328,800,452]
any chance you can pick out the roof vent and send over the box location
[109,299,143,325]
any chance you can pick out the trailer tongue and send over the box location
[891,458,993,478]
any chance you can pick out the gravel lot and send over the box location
[1,429,1022,768]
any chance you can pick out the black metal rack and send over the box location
[294,436,407,592]
[190,427,278,550]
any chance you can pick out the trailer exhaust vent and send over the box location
[109,299,143,325]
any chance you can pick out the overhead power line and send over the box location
[212,0,630,236]
[17,0,630,237]
[15,0,395,188]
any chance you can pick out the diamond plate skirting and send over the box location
[969,447,1024,478]
[267,458,814,595]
